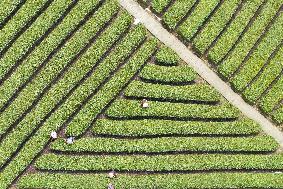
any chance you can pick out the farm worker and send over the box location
[108,170,116,178]
[66,137,75,144]
[50,131,57,139]
[108,183,115,189]
[141,99,149,108]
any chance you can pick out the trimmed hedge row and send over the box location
[0,0,21,25]
[273,106,283,124]
[0,38,156,189]
[177,0,219,42]
[124,80,220,102]
[218,0,282,78]
[243,47,283,104]
[0,0,102,108]
[192,0,241,54]
[151,0,171,14]
[0,14,145,189]
[50,135,278,153]
[0,10,128,177]
[208,0,264,64]
[93,118,261,136]
[62,25,148,137]
[0,4,129,166]
[163,0,196,29]
[18,172,283,189]
[137,0,282,126]
[0,0,48,55]
[0,0,74,109]
[140,64,197,84]
[0,0,118,135]
[0,4,130,177]
[0,0,101,110]
[231,13,283,92]
[66,39,158,136]
[35,153,283,171]
[50,24,147,138]
[155,45,180,66]
[106,99,240,119]
[260,76,283,114]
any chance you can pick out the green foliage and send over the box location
[1,0,282,187]
[155,45,180,66]
[177,0,219,41]
[208,0,264,63]
[51,135,278,153]
[63,25,148,137]
[106,99,240,119]
[35,153,283,171]
[140,64,197,83]
[66,38,158,136]
[273,106,283,124]
[124,80,220,102]
[0,0,119,136]
[137,0,283,125]
[0,1,281,189]
[0,0,124,170]
[18,172,283,189]
[260,76,283,114]
[151,0,171,13]
[218,0,282,79]
[0,0,21,24]
[231,14,283,92]
[93,118,261,136]
[0,0,74,109]
[0,0,103,135]
[192,0,241,54]
[163,0,196,29]
[243,47,283,104]
[0,4,138,188]
[0,0,48,59]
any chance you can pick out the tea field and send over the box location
[0,0,283,188]
[138,0,283,126]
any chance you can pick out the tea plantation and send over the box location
[0,0,283,188]
[139,0,283,126]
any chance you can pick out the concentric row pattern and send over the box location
[0,0,282,188]
[138,0,283,126]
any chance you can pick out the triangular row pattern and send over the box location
[19,31,283,188]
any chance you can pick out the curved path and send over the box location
[119,0,283,147]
